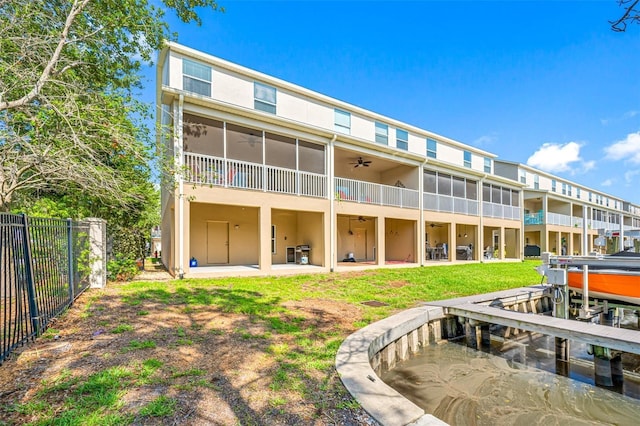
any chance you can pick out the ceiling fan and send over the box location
[350,216,368,222]
[350,157,371,168]
[428,223,443,228]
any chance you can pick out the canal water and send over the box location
[381,328,640,425]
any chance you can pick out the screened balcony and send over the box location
[335,177,419,209]
[184,153,327,198]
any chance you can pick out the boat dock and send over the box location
[428,286,640,355]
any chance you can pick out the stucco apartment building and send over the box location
[157,42,639,277]
[494,161,640,256]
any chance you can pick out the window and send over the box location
[254,82,276,114]
[334,109,351,134]
[519,170,526,184]
[534,175,539,190]
[551,179,557,192]
[562,183,567,195]
[396,129,408,151]
[576,188,581,199]
[463,151,471,168]
[589,192,592,202]
[271,225,276,254]
[182,58,211,96]
[568,185,572,197]
[484,157,492,173]
[427,138,437,158]
[375,122,388,144]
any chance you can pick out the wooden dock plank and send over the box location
[439,303,640,355]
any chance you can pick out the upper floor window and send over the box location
[182,58,211,97]
[463,150,471,168]
[334,109,351,134]
[576,188,581,199]
[589,191,592,202]
[568,185,572,197]
[551,179,557,192]
[396,129,408,151]
[375,122,388,145]
[533,175,539,189]
[562,183,567,195]
[519,170,526,184]
[427,138,437,158]
[254,82,276,114]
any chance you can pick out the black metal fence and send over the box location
[1,213,91,364]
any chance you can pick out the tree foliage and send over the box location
[0,0,221,211]
[611,0,640,32]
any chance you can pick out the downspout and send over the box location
[582,204,588,255]
[328,134,337,272]
[479,174,487,262]
[177,94,185,279]
[419,159,427,266]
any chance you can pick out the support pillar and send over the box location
[86,218,107,289]
[555,337,569,377]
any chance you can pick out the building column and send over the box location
[376,215,385,266]
[449,222,456,261]
[259,207,272,274]
[499,227,505,259]
[619,213,625,252]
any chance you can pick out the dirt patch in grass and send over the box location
[0,272,378,425]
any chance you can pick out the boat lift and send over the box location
[540,252,640,320]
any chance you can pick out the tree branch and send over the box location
[0,0,91,111]
[610,0,640,32]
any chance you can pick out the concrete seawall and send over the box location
[335,286,558,425]
[335,305,448,426]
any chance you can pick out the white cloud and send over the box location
[624,169,640,184]
[526,142,584,173]
[601,178,614,187]
[604,132,640,163]
[601,110,639,126]
[473,132,497,146]
[581,160,596,173]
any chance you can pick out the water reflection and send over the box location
[381,338,640,425]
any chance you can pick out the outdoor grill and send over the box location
[296,245,311,264]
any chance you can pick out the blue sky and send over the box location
[144,1,640,203]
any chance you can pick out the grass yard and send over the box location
[0,261,542,425]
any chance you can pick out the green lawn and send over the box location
[2,260,542,425]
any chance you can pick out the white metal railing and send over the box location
[183,153,327,198]
[423,193,479,216]
[482,202,521,221]
[591,219,620,232]
[335,177,419,209]
[546,212,572,227]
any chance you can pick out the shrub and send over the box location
[107,254,139,281]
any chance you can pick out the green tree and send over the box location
[0,0,221,211]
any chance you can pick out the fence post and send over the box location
[20,214,41,336]
[86,218,107,288]
[67,218,75,302]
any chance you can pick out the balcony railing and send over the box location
[546,212,572,227]
[482,202,521,221]
[423,193,479,216]
[184,153,327,198]
[335,177,419,209]
[524,211,544,225]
